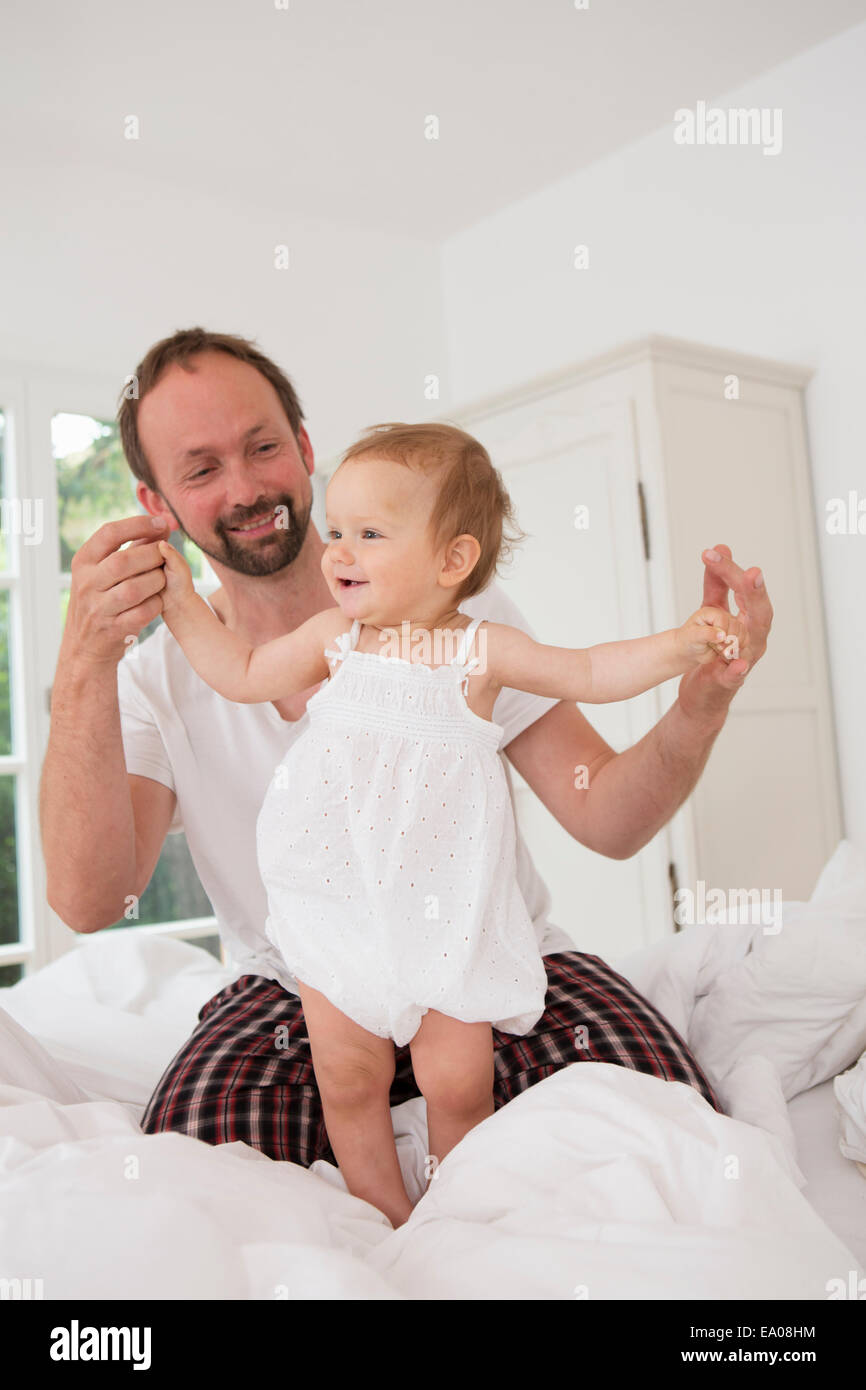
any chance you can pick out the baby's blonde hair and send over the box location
[337,421,526,604]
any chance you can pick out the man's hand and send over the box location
[63,514,171,668]
[676,543,773,726]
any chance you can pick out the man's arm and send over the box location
[505,697,725,860]
[504,544,771,860]
[39,515,171,930]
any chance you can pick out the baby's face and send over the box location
[322,455,444,620]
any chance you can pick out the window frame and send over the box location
[0,359,220,979]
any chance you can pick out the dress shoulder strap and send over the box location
[323,618,362,666]
[451,616,485,696]
[451,615,483,669]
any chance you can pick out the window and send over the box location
[0,370,226,984]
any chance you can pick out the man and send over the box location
[39,327,773,1169]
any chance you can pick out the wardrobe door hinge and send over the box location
[637,481,650,561]
[669,860,681,930]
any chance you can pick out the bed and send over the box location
[1,840,864,1301]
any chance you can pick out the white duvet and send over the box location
[1,840,865,1300]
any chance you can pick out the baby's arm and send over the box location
[156,540,336,702]
[484,607,748,704]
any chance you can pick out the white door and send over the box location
[650,354,844,901]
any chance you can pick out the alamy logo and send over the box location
[674,101,783,156]
[49,1320,152,1370]
[674,881,783,934]
[0,497,43,545]
[0,1276,44,1299]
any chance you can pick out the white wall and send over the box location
[0,161,446,463]
[440,23,866,859]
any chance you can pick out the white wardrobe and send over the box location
[452,335,843,958]
[319,336,844,959]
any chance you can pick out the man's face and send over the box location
[136,350,314,576]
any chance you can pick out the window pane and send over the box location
[0,775,20,946]
[105,831,213,930]
[53,411,219,938]
[54,413,134,571]
[0,410,6,572]
[196,934,224,963]
[0,963,24,988]
[0,591,11,755]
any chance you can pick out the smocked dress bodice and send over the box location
[255,615,548,1045]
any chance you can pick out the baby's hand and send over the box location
[156,539,196,617]
[676,606,748,669]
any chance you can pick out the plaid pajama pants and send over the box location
[140,951,722,1166]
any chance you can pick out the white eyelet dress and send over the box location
[256,615,549,1047]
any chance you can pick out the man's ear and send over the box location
[296,424,315,477]
[136,481,175,529]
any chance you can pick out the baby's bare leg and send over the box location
[410,1011,495,1188]
[297,980,414,1229]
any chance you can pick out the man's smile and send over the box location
[227,511,277,536]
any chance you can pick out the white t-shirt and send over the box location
[116,580,576,994]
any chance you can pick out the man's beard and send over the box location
[164,493,313,576]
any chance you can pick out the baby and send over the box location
[156,420,747,1230]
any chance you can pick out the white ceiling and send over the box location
[4,0,866,240]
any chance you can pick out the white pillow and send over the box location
[1,934,239,1107]
[690,840,866,1102]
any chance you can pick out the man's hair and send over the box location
[117,327,306,494]
[338,421,526,604]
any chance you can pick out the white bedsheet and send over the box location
[1,839,864,1300]
[0,1009,859,1301]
